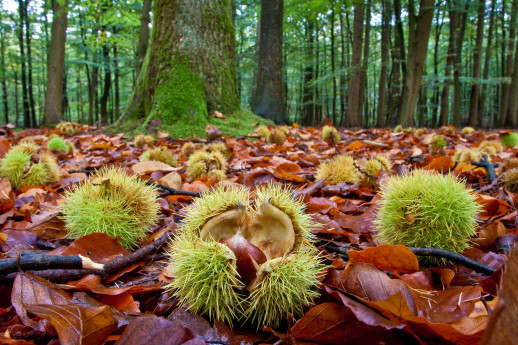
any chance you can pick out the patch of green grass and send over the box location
[112,109,272,139]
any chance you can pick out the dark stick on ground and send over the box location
[0,232,174,283]
[321,243,497,276]
[472,154,498,182]
[0,254,86,276]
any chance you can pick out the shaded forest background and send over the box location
[1,0,518,130]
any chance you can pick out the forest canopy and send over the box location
[0,0,517,132]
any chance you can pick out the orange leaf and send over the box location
[346,140,364,150]
[348,244,419,274]
[424,157,455,172]
[131,161,175,174]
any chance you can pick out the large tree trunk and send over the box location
[135,0,151,80]
[438,4,457,126]
[359,0,371,127]
[387,0,405,126]
[251,0,285,124]
[121,0,239,129]
[377,0,390,127]
[345,1,364,128]
[399,0,435,127]
[43,0,69,125]
[468,0,486,127]
[452,1,469,127]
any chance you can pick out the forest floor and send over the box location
[0,123,515,345]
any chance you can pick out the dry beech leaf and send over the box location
[481,247,518,345]
[161,172,182,190]
[423,157,455,172]
[131,161,175,174]
[115,315,204,345]
[345,140,364,150]
[24,304,117,345]
[347,244,419,274]
[12,272,72,327]
[325,263,417,314]
[290,302,406,345]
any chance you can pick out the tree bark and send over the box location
[359,0,371,127]
[387,0,405,126]
[500,0,518,126]
[508,32,518,126]
[438,3,456,126]
[23,0,36,126]
[301,19,315,126]
[345,1,364,128]
[468,0,486,127]
[17,0,30,128]
[479,0,497,128]
[452,1,469,127]
[135,0,151,80]
[121,0,239,128]
[377,0,390,127]
[0,1,8,124]
[43,0,69,125]
[330,2,337,124]
[399,0,435,127]
[251,0,285,124]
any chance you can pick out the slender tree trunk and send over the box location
[479,0,497,127]
[339,11,346,125]
[113,42,120,120]
[330,2,337,123]
[451,1,469,127]
[508,33,518,126]
[377,0,390,127]
[17,0,30,128]
[301,19,315,126]
[431,9,442,127]
[14,71,20,126]
[0,1,8,124]
[399,0,435,127]
[23,0,36,126]
[345,1,364,127]
[43,0,69,125]
[251,0,285,123]
[468,0,486,127]
[100,41,111,125]
[500,0,518,126]
[62,67,68,121]
[438,4,456,126]
[359,0,371,127]
[136,0,151,80]
[387,0,405,126]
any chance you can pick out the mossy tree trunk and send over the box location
[120,0,239,130]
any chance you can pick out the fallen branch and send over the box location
[0,232,174,283]
[321,243,497,276]
[0,254,103,276]
[472,154,498,182]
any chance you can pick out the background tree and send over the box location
[120,0,239,133]
[43,0,69,125]
[251,0,285,124]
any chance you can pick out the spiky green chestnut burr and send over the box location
[256,125,269,138]
[315,155,361,184]
[394,125,403,133]
[47,136,71,153]
[0,145,60,189]
[167,233,244,325]
[165,184,324,328]
[363,155,391,185]
[430,134,447,148]
[462,126,475,134]
[266,128,286,144]
[186,151,227,180]
[321,126,340,144]
[479,140,504,155]
[501,132,518,148]
[374,170,481,264]
[134,134,155,148]
[245,250,323,328]
[140,146,176,166]
[503,169,518,194]
[62,167,160,249]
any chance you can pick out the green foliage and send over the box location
[501,132,518,147]
[375,170,481,264]
[62,167,160,249]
